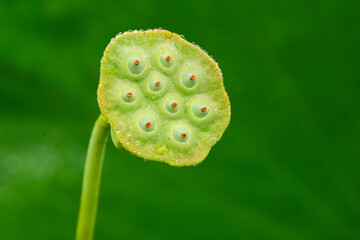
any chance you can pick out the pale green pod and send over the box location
[98,29,231,166]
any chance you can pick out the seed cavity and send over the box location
[128,56,145,74]
[149,79,163,92]
[121,89,136,103]
[182,72,197,88]
[166,99,179,113]
[172,125,189,142]
[160,53,174,68]
[192,101,209,118]
[139,115,155,132]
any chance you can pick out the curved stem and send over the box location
[76,115,110,240]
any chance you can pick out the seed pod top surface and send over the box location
[98,29,230,167]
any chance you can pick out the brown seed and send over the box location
[201,107,207,112]
[134,59,140,65]
[190,75,196,80]
[155,81,161,87]
[166,56,171,61]
[171,102,178,108]
[127,92,133,98]
[145,122,152,128]
[181,133,187,138]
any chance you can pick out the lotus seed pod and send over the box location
[98,29,231,166]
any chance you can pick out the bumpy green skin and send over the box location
[98,30,230,167]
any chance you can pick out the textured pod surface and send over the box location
[98,29,230,166]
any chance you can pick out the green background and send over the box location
[1,0,359,239]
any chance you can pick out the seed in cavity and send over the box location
[139,115,155,132]
[182,72,197,88]
[160,53,174,68]
[149,79,163,92]
[128,56,145,74]
[166,99,179,113]
[192,101,209,118]
[172,125,189,142]
[121,89,136,103]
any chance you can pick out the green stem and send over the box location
[76,115,110,240]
